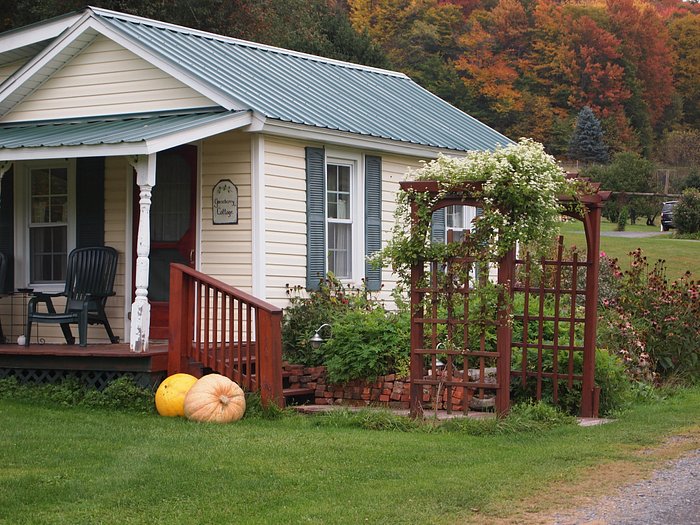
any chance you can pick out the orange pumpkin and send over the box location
[155,373,198,417]
[184,374,246,423]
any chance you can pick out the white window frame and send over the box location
[445,205,477,242]
[14,159,77,292]
[325,150,365,284]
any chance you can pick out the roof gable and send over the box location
[1,34,216,122]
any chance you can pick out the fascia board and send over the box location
[90,17,248,112]
[0,14,98,115]
[0,111,253,161]
[0,142,149,160]
[0,13,83,54]
[260,120,467,159]
[140,111,253,152]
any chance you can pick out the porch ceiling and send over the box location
[0,108,253,160]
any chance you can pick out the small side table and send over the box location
[15,288,34,344]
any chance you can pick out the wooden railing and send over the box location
[167,263,283,407]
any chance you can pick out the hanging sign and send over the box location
[212,179,238,224]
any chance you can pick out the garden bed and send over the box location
[283,362,496,411]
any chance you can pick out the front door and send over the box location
[133,145,197,340]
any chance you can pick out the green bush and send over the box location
[616,206,629,231]
[511,348,631,416]
[282,275,380,366]
[0,376,155,413]
[322,308,410,384]
[674,188,700,234]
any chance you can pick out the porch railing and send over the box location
[167,263,283,407]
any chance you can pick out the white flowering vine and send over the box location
[376,139,580,283]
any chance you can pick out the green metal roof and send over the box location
[0,109,245,149]
[89,8,512,152]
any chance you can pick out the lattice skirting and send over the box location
[0,367,165,390]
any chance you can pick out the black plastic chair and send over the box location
[25,247,119,347]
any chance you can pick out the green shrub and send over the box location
[511,348,631,416]
[674,188,700,234]
[0,376,155,413]
[282,275,381,366]
[322,308,410,384]
[616,206,629,231]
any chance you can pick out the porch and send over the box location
[0,342,169,389]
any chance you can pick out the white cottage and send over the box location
[0,7,511,353]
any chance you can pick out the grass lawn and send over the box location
[1,389,700,525]
[558,219,700,280]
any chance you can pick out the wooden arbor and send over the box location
[401,180,610,418]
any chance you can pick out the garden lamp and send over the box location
[309,323,332,349]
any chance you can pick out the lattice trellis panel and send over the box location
[0,368,163,389]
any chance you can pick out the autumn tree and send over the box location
[668,12,700,129]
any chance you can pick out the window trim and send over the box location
[325,150,365,284]
[14,159,76,292]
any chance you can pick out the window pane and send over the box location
[30,226,67,282]
[336,193,350,219]
[338,166,350,192]
[31,169,50,195]
[327,164,351,220]
[446,205,464,228]
[327,165,337,191]
[328,223,351,279]
[51,168,67,194]
[50,196,68,222]
[31,197,50,223]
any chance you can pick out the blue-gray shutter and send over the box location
[364,155,382,291]
[76,157,105,248]
[306,147,326,290]
[431,208,446,244]
[0,169,13,293]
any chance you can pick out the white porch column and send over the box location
[128,154,156,352]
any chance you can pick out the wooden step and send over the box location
[283,387,315,398]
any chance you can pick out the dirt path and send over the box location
[466,429,700,525]
[552,446,700,524]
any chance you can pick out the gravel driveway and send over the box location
[553,448,700,524]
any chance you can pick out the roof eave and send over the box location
[0,110,254,161]
[261,120,476,159]
[0,11,83,55]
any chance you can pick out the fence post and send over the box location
[168,264,191,375]
[257,309,284,407]
[496,248,515,416]
[581,206,602,417]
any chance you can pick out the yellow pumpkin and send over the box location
[184,374,246,423]
[155,373,198,417]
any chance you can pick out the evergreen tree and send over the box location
[569,106,609,164]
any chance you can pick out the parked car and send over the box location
[661,200,677,231]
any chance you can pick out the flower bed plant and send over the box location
[597,249,700,383]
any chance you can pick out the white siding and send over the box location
[263,137,308,307]
[1,35,215,122]
[102,156,128,343]
[262,136,425,308]
[200,131,253,292]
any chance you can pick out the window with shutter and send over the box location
[306,148,382,291]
